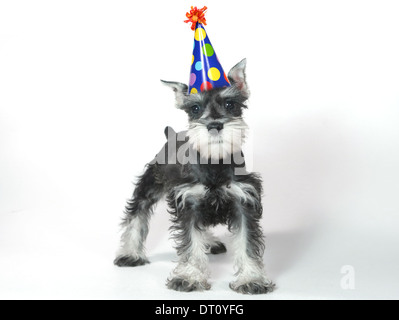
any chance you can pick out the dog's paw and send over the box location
[210,241,227,255]
[114,255,149,267]
[166,277,211,292]
[229,280,275,295]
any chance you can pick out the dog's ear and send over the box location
[161,80,188,107]
[228,59,249,98]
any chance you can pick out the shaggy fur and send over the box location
[114,59,275,294]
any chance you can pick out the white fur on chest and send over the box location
[174,181,258,208]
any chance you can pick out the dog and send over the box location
[114,59,275,294]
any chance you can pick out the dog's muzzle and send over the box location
[207,122,224,132]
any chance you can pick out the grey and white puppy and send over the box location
[114,59,275,295]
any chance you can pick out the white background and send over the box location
[1,0,399,300]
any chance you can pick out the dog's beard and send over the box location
[187,119,248,160]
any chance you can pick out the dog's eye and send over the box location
[225,101,235,111]
[191,105,201,114]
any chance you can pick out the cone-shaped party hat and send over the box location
[185,6,231,94]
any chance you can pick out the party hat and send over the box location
[185,6,231,94]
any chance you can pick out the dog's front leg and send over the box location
[166,187,211,292]
[228,182,275,294]
[230,208,275,294]
[167,219,211,292]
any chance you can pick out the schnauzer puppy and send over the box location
[114,59,274,294]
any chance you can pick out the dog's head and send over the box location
[162,59,249,160]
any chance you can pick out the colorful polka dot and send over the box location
[190,88,198,94]
[200,81,213,92]
[195,28,207,41]
[189,73,196,86]
[192,55,194,65]
[208,67,221,81]
[202,43,214,57]
[195,61,202,71]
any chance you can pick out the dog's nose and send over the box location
[207,122,224,132]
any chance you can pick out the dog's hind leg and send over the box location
[203,230,227,255]
[114,164,164,267]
